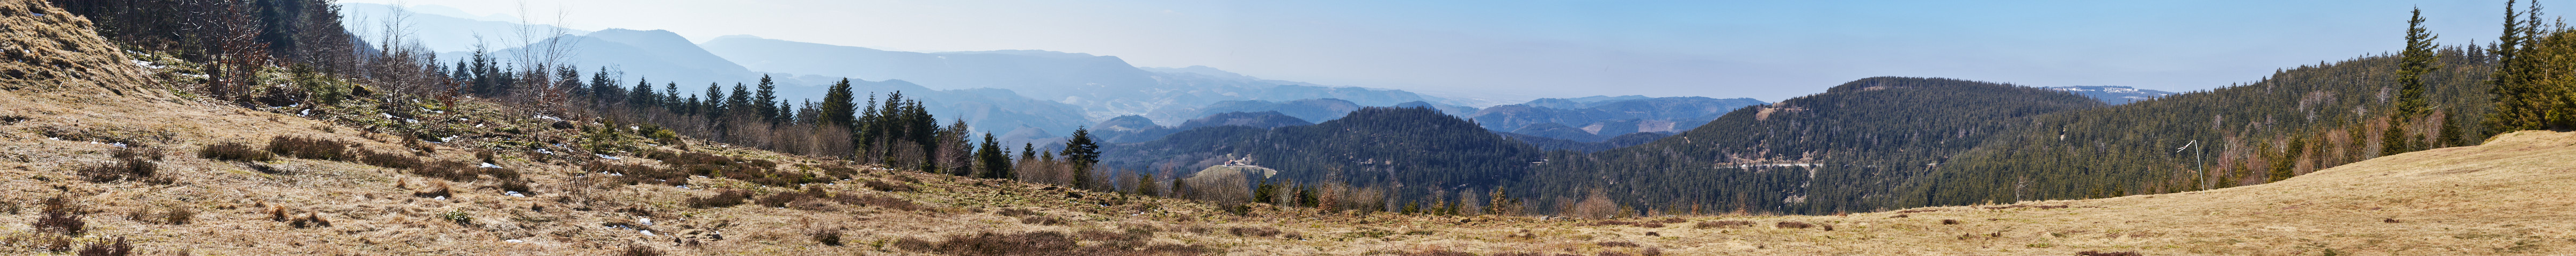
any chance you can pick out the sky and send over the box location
[342,0,2519,103]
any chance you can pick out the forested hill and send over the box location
[1906,48,2497,207]
[1097,107,1544,204]
[1518,77,2105,215]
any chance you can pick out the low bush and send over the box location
[1227,226,1282,237]
[1021,216,1067,225]
[757,189,814,208]
[1695,220,1754,229]
[836,194,928,211]
[289,213,331,229]
[688,189,751,208]
[33,197,84,235]
[619,245,663,256]
[360,151,422,169]
[1596,241,1640,247]
[413,180,453,198]
[162,206,194,225]
[1942,219,1962,225]
[197,142,274,162]
[863,180,917,192]
[79,157,158,184]
[995,208,1042,217]
[808,226,845,246]
[934,231,1079,256]
[75,237,130,256]
[1775,221,1816,229]
[268,136,352,160]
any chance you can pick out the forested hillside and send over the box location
[1516,77,2105,215]
[1099,107,1544,211]
[1911,47,2497,207]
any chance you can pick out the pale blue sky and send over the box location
[346,0,2521,102]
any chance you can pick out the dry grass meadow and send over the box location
[3,0,2573,254]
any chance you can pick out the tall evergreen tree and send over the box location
[1063,127,1101,189]
[756,75,780,122]
[978,133,1013,179]
[728,83,753,116]
[821,78,857,127]
[2388,8,2439,157]
[628,78,656,108]
[703,83,727,117]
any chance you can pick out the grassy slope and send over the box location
[2,1,2571,254]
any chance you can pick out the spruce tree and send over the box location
[1063,127,1101,189]
[756,75,779,122]
[977,133,1012,179]
[821,78,856,127]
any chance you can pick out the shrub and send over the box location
[440,210,473,225]
[1021,216,1067,225]
[1227,226,1282,237]
[1597,241,1640,247]
[1694,220,1754,229]
[863,180,917,192]
[1942,219,1962,225]
[1640,247,1663,256]
[162,206,195,225]
[197,142,274,162]
[79,157,158,183]
[996,208,1042,217]
[75,237,130,256]
[413,180,453,198]
[360,151,422,169]
[688,189,751,208]
[757,191,810,208]
[892,237,935,252]
[935,231,1079,256]
[33,197,85,235]
[268,136,351,160]
[289,213,331,229]
[808,227,845,246]
[836,194,927,211]
[1775,221,1815,229]
[619,245,663,256]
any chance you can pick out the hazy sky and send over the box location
[346,0,2518,102]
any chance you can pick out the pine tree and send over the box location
[977,133,1013,179]
[702,83,726,117]
[1063,127,1101,189]
[628,78,656,108]
[2396,8,2439,118]
[821,78,855,127]
[756,75,779,122]
[727,83,753,116]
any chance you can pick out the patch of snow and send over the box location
[505,191,525,197]
[299,109,310,116]
[534,115,562,121]
[536,149,554,155]
[382,113,396,119]
[597,154,622,160]
[479,163,501,169]
[504,239,524,243]
[46,137,58,141]
[638,217,653,225]
[641,230,655,236]
[474,123,483,128]
[109,142,128,148]
[433,196,448,200]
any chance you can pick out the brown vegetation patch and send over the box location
[1775,221,1816,229]
[197,142,273,162]
[1695,220,1755,229]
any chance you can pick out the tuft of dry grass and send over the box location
[196,142,273,162]
[266,136,351,160]
[33,197,85,235]
[1774,221,1815,229]
[1694,220,1754,229]
[688,189,751,208]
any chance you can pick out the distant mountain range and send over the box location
[1467,96,1766,142]
[696,35,1474,120]
[2043,85,2176,105]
